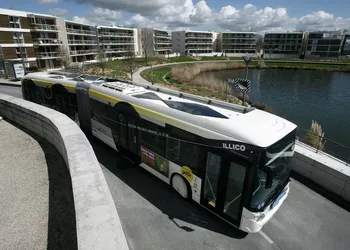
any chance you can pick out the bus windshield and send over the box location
[250,130,296,210]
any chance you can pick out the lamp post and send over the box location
[242,56,252,79]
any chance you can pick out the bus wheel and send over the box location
[171,174,191,200]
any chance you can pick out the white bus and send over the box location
[22,71,297,233]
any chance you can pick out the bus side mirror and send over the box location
[265,168,273,189]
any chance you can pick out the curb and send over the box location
[0,94,129,250]
[0,82,22,88]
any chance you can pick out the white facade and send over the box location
[263,32,304,58]
[140,28,172,57]
[63,20,98,63]
[97,25,139,60]
[305,31,343,59]
[172,30,216,56]
[219,32,258,57]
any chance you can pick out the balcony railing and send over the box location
[99,31,134,37]
[70,50,97,55]
[186,47,213,50]
[185,35,212,39]
[104,48,134,52]
[36,51,59,58]
[33,38,62,45]
[68,39,97,45]
[31,24,57,31]
[99,40,134,44]
[66,28,96,35]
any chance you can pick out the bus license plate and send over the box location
[272,189,287,209]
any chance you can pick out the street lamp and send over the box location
[242,56,252,79]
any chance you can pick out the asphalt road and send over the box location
[2,86,350,250]
[90,137,350,250]
[0,85,22,98]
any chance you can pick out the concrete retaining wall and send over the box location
[294,141,350,202]
[0,94,129,250]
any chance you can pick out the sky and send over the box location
[2,0,350,32]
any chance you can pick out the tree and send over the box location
[141,29,153,65]
[124,51,138,81]
[58,45,71,69]
[256,34,264,54]
[96,46,107,74]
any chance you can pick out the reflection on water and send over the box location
[192,69,350,150]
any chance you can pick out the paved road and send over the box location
[2,85,350,250]
[90,137,350,250]
[0,84,22,98]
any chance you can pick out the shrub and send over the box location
[171,61,245,83]
[304,120,325,150]
[253,102,274,113]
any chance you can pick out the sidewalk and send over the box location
[0,78,22,87]
[0,119,77,249]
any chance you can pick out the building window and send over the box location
[9,16,21,28]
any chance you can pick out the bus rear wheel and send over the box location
[171,174,191,200]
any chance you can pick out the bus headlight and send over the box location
[253,212,265,222]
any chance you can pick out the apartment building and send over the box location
[304,31,343,59]
[219,32,257,56]
[140,28,172,56]
[58,20,98,64]
[342,33,350,56]
[28,13,61,69]
[97,26,139,60]
[172,31,216,56]
[0,8,37,68]
[264,32,304,58]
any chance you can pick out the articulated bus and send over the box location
[22,71,296,233]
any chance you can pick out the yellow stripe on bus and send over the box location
[30,79,76,92]
[89,89,180,125]
[62,84,76,92]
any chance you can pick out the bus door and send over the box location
[118,113,139,156]
[127,115,139,156]
[201,150,248,227]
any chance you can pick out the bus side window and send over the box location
[140,120,166,156]
[166,128,201,175]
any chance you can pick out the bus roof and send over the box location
[24,71,297,147]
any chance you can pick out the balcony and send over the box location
[99,40,134,45]
[185,35,212,39]
[186,41,212,44]
[68,39,97,45]
[33,38,62,46]
[98,31,134,37]
[70,50,97,55]
[36,51,59,58]
[66,28,96,35]
[31,24,58,32]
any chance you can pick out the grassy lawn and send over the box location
[167,56,197,63]
[84,55,350,80]
[143,66,174,84]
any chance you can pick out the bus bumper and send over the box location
[240,185,290,233]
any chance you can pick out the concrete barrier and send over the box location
[294,141,350,202]
[0,94,129,250]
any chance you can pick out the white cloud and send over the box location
[73,0,184,16]
[70,1,350,32]
[215,4,294,32]
[189,0,213,24]
[72,7,123,26]
[296,11,350,31]
[48,8,69,16]
[37,0,59,4]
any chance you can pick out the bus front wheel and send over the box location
[171,174,191,200]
